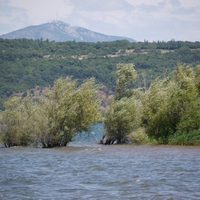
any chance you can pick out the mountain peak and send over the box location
[51,20,70,27]
[0,21,136,43]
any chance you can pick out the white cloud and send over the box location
[9,0,74,24]
[71,0,132,12]
[0,0,200,41]
[181,0,200,7]
[126,0,162,7]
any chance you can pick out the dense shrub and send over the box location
[103,63,200,145]
[141,64,200,144]
[0,77,100,147]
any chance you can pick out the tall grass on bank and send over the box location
[169,130,200,145]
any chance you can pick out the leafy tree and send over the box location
[103,95,141,144]
[40,77,101,147]
[0,96,37,146]
[102,63,141,144]
[171,65,200,134]
[142,77,177,143]
[142,64,200,144]
[195,65,200,94]
[0,77,101,147]
[115,63,137,100]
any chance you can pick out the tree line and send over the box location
[1,63,200,147]
[1,38,200,110]
[102,63,200,145]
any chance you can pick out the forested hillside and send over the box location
[0,38,200,109]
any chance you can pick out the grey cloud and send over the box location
[170,0,181,7]
[169,0,199,15]
[0,0,29,34]
[136,1,166,13]
[0,0,25,15]
[70,0,133,12]
[171,6,199,15]
[137,4,163,13]
[157,1,166,7]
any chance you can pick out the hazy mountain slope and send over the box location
[0,21,136,42]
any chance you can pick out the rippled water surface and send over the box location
[0,124,200,200]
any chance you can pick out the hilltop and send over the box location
[0,21,136,43]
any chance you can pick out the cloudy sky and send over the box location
[0,0,200,42]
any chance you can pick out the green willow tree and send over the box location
[195,65,200,95]
[142,64,200,144]
[102,63,141,144]
[142,77,177,143]
[40,77,101,147]
[115,63,137,100]
[0,77,101,147]
[0,96,37,147]
[103,95,142,144]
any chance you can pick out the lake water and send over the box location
[0,124,200,200]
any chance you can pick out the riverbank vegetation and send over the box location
[0,77,100,147]
[102,63,200,145]
[1,37,200,146]
[1,63,200,146]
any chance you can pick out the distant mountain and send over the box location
[0,21,136,42]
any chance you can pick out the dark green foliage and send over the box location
[103,63,200,145]
[103,63,141,144]
[103,96,141,144]
[142,65,200,145]
[115,63,137,100]
[0,38,200,110]
[168,130,200,145]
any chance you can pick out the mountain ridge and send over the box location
[0,21,136,42]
